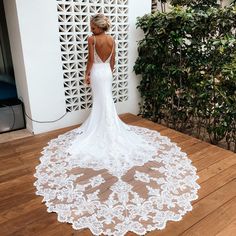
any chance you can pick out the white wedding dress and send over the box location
[34,36,200,236]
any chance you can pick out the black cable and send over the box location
[18,97,68,124]
[1,99,67,130]
[24,110,68,124]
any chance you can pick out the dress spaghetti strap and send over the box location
[110,35,114,56]
[93,35,96,47]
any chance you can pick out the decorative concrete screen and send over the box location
[56,0,129,112]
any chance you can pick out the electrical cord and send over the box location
[0,97,68,130]
[18,96,68,124]
[23,110,68,123]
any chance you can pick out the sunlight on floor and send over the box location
[0,129,33,144]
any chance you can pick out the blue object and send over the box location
[0,81,17,100]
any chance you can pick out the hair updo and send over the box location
[90,14,111,32]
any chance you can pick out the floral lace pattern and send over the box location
[68,125,160,177]
[34,125,200,236]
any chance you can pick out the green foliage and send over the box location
[231,0,236,6]
[169,0,220,9]
[134,3,236,151]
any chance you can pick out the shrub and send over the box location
[134,1,236,151]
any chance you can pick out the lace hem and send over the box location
[34,125,200,236]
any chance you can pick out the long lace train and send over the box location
[34,124,200,236]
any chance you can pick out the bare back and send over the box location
[93,34,114,63]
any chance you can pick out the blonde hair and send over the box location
[90,14,111,32]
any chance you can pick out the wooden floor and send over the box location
[0,129,33,144]
[0,113,236,236]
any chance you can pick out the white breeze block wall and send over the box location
[4,0,151,134]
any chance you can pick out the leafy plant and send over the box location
[134,1,236,151]
[170,0,220,9]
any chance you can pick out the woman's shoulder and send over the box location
[105,34,116,46]
[87,35,95,43]
[87,34,115,45]
[106,34,115,41]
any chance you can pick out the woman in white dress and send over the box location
[34,14,200,236]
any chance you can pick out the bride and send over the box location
[34,14,200,236]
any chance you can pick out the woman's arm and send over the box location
[110,39,115,72]
[84,36,94,85]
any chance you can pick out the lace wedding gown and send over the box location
[34,36,200,236]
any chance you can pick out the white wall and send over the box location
[116,0,152,114]
[4,0,151,134]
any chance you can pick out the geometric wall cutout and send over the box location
[56,0,129,112]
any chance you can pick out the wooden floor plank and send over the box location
[0,197,42,225]
[196,164,236,202]
[181,196,236,236]
[0,166,31,184]
[0,174,34,200]
[189,145,226,163]
[197,155,236,183]
[193,149,233,171]
[216,218,236,236]
[0,207,52,236]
